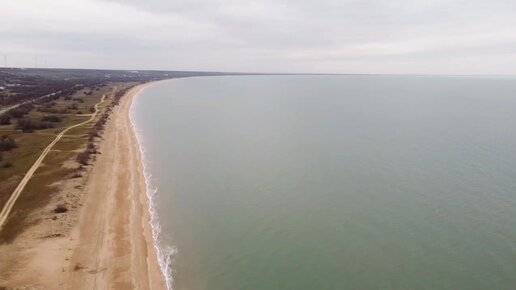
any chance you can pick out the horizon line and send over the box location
[1,66,516,78]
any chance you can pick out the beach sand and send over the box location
[0,83,165,289]
[65,83,164,289]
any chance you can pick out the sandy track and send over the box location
[0,94,106,231]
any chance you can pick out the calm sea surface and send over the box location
[132,75,516,290]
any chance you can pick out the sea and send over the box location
[131,75,516,290]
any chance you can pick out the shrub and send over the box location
[2,162,13,168]
[0,115,11,125]
[6,104,34,118]
[37,107,59,114]
[77,150,90,165]
[88,132,98,141]
[0,135,17,151]
[16,119,54,133]
[41,115,62,122]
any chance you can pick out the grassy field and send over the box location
[0,83,135,242]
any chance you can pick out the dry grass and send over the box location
[0,83,136,243]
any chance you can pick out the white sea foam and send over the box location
[129,89,176,290]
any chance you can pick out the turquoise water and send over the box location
[132,75,516,290]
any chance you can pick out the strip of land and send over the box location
[0,83,165,289]
[66,83,163,289]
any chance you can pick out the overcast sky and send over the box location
[2,0,516,74]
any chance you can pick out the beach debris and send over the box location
[54,204,68,214]
[73,263,86,272]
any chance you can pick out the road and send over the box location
[0,94,106,231]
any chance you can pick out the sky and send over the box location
[1,0,516,74]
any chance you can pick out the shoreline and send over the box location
[66,81,167,289]
[129,79,176,290]
[126,82,168,289]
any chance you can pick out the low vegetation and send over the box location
[76,150,91,166]
[5,104,34,118]
[0,135,17,151]
[0,115,11,125]
[16,119,55,133]
[41,115,62,123]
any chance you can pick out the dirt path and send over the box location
[0,94,106,231]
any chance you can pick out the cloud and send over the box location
[1,0,515,73]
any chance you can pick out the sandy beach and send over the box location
[0,83,165,289]
[66,83,164,289]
